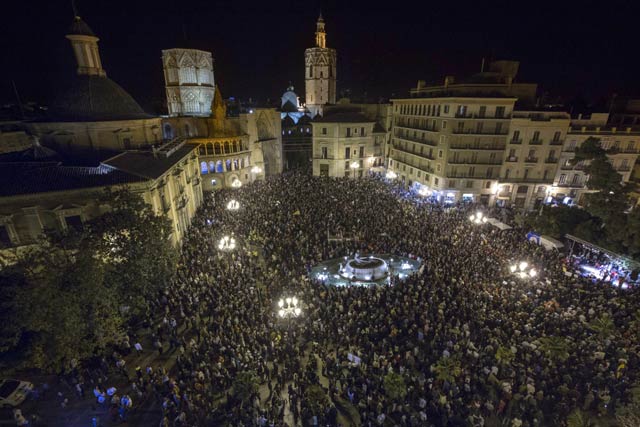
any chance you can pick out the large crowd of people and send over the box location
[107,174,639,426]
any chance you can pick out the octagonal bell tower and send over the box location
[304,14,336,118]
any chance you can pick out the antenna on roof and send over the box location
[71,0,78,17]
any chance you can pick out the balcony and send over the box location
[452,128,508,136]
[505,156,518,162]
[524,157,539,163]
[447,159,503,165]
[393,134,438,147]
[510,138,523,144]
[446,172,493,179]
[529,139,543,145]
[449,144,506,151]
[393,144,436,160]
[545,157,559,163]
[617,166,632,172]
[550,140,563,146]
[453,113,511,120]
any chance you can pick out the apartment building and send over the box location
[389,61,536,205]
[312,105,388,177]
[553,113,640,205]
[497,111,570,208]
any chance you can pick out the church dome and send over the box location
[46,75,152,122]
[68,16,96,37]
[281,86,300,111]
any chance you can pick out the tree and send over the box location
[588,314,617,341]
[432,356,462,383]
[495,345,515,366]
[538,336,570,363]
[88,188,178,318]
[567,409,596,427]
[232,371,258,405]
[303,384,330,415]
[383,372,407,402]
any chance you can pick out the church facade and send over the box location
[162,49,215,117]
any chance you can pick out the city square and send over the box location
[1,1,640,426]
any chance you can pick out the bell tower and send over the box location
[65,16,106,77]
[305,13,336,117]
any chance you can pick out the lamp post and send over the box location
[509,261,537,279]
[226,199,240,211]
[469,211,488,225]
[277,296,302,330]
[350,161,359,178]
[218,235,236,252]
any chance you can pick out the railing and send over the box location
[529,139,543,145]
[446,173,493,179]
[393,134,438,147]
[545,158,558,163]
[510,139,522,144]
[393,144,436,160]
[452,129,508,136]
[449,144,506,150]
[524,157,539,163]
[617,166,631,172]
[505,157,518,162]
[447,159,503,165]
[550,140,563,146]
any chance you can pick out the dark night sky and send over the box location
[1,0,639,113]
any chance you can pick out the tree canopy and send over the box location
[0,188,178,372]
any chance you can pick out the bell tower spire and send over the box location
[315,13,326,48]
[65,14,106,77]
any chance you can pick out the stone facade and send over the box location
[311,104,389,178]
[305,15,336,118]
[163,49,215,117]
[0,141,203,252]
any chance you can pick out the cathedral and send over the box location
[304,14,337,118]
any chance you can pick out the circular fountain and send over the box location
[340,256,388,281]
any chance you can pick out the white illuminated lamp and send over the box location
[251,166,262,174]
[519,261,528,272]
[226,199,240,210]
[418,187,429,196]
[386,170,397,179]
[231,179,242,188]
[218,235,236,251]
[278,296,302,319]
[469,211,488,224]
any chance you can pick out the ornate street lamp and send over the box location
[509,261,537,279]
[469,211,488,225]
[231,179,242,188]
[277,296,302,319]
[218,235,236,252]
[226,199,240,211]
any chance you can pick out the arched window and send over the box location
[225,159,232,171]
[232,141,238,152]
[216,160,224,173]
[233,159,239,170]
[163,123,174,139]
[224,141,230,153]
[199,146,205,155]
[208,161,215,172]
[207,143,214,155]
[214,143,221,155]
[241,158,245,168]
[200,161,208,174]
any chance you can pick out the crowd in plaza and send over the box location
[76,173,640,426]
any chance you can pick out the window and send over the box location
[523,169,529,179]
[466,180,473,188]
[479,106,486,118]
[505,169,510,179]
[559,174,567,184]
[476,122,483,133]
[512,130,520,142]
[458,105,467,116]
[320,164,329,176]
[495,106,505,118]
[345,161,350,170]
[517,185,529,194]
[543,169,549,180]
[528,149,536,158]
[627,141,635,152]
[553,131,561,142]
[122,137,132,149]
[346,128,352,137]
[532,131,540,142]
[434,177,439,185]
[65,215,83,232]
[568,140,577,151]
[572,175,581,185]
[495,123,503,134]
[438,150,443,158]
[322,127,327,135]
[359,146,364,158]
[361,127,365,136]
[0,225,12,247]
[450,180,456,188]
[200,162,208,174]
[321,147,328,159]
[549,150,556,160]
[444,105,450,114]
[345,147,350,159]
[469,166,475,176]
[442,121,447,129]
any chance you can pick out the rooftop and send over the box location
[102,144,195,180]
